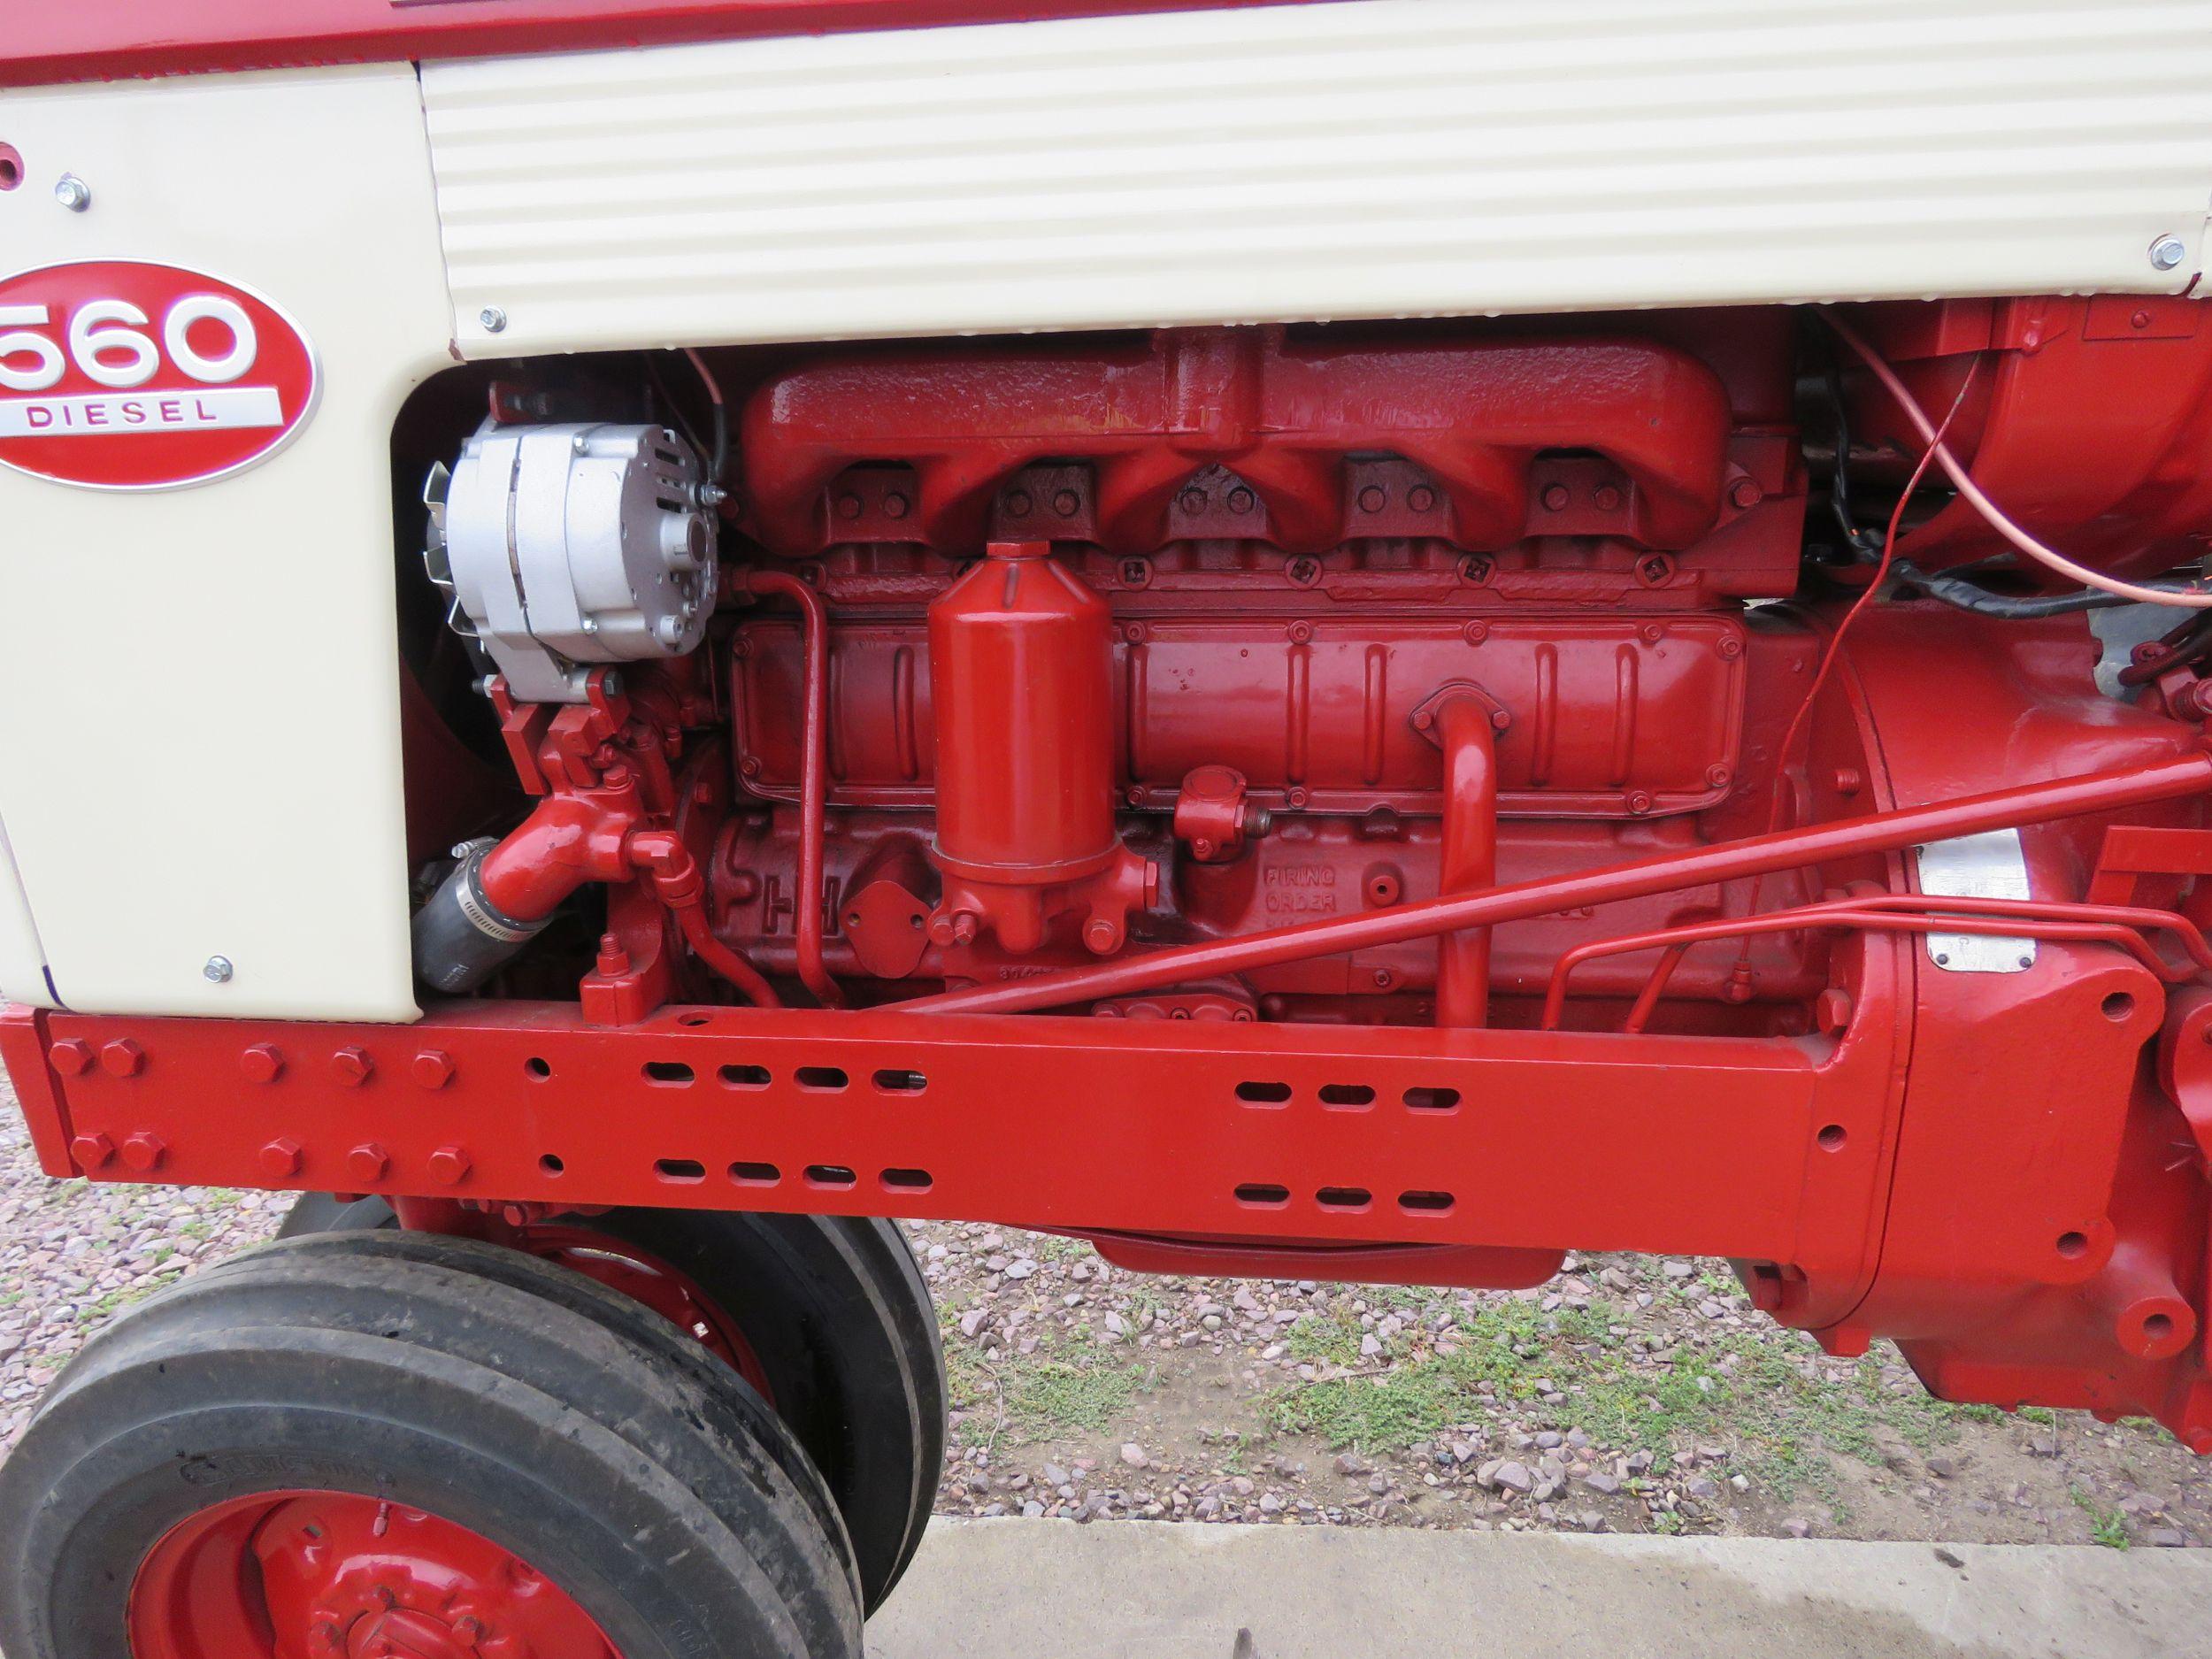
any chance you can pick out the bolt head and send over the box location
[479,304,509,332]
[347,1143,390,1183]
[411,1049,456,1090]
[99,1038,145,1079]
[259,1137,304,1179]
[240,1042,285,1084]
[331,1047,373,1087]
[49,1038,93,1077]
[70,1131,114,1171]
[119,1132,166,1173]
[1083,917,1120,954]
[52,173,89,211]
[203,955,234,984]
[427,1145,472,1186]
[2151,234,2188,272]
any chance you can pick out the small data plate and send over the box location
[1915,829,2034,973]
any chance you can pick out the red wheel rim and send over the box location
[129,1490,624,1659]
[499,1223,776,1402]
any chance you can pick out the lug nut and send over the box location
[259,1137,304,1179]
[119,1132,167,1173]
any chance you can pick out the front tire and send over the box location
[279,1194,947,1613]
[0,1230,862,1659]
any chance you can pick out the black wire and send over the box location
[644,355,709,464]
[1821,361,2200,616]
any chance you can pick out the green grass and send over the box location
[1285,1310,1369,1367]
[944,1340,1161,1451]
[1265,1286,2001,1506]
[2073,1486,2131,1549]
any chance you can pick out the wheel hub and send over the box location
[129,1490,621,1659]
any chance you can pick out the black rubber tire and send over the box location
[0,1229,861,1659]
[277,1194,947,1615]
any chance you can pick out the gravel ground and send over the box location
[4,1071,2208,1549]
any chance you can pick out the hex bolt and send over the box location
[480,305,509,332]
[259,1137,304,1179]
[52,173,90,211]
[1815,987,1854,1036]
[70,1132,114,1171]
[2150,234,2188,272]
[240,1043,285,1084]
[99,1038,145,1079]
[203,955,234,984]
[332,1047,373,1087]
[348,1143,391,1183]
[412,1049,456,1090]
[49,1038,93,1077]
[428,1145,473,1186]
[119,1132,167,1173]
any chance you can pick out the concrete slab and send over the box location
[869,1518,2212,1659]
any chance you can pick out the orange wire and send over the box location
[1728,362,1984,980]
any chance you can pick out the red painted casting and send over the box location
[128,1489,621,1659]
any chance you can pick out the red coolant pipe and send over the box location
[905,753,2212,1016]
[742,569,844,1008]
[1434,692,1499,1028]
[627,829,780,1008]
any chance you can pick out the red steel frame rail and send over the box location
[1,998,1863,1271]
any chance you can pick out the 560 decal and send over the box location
[0,260,319,490]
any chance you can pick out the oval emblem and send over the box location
[0,259,319,491]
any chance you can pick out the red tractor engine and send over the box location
[22,297,2212,1457]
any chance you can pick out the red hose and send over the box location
[741,570,844,1008]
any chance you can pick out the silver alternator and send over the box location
[425,422,718,703]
